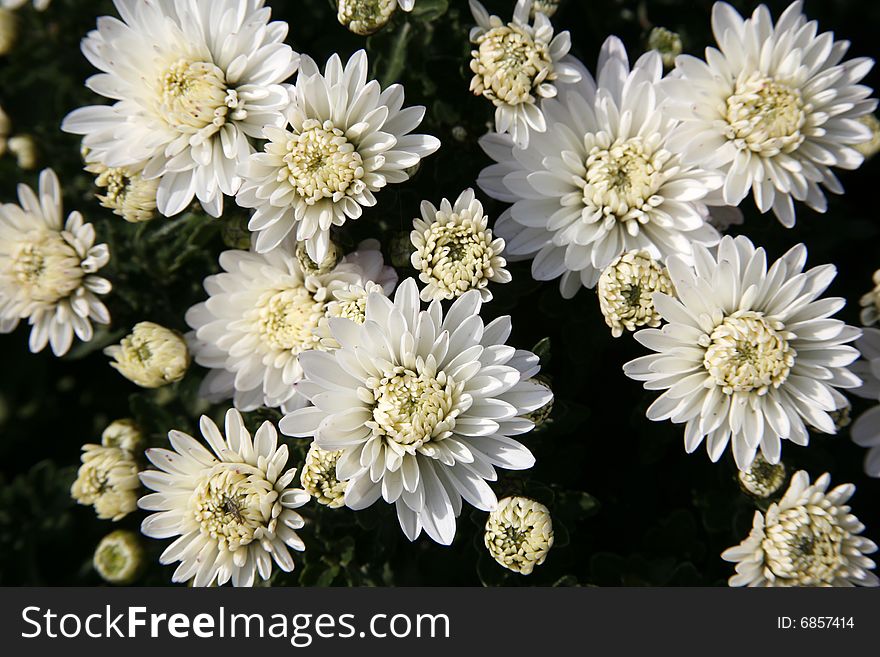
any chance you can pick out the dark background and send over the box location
[0,0,877,586]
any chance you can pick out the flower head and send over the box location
[484,496,553,574]
[93,530,145,585]
[851,327,880,477]
[598,250,673,337]
[737,452,786,498]
[411,188,510,302]
[62,0,299,218]
[624,235,862,471]
[853,114,880,159]
[647,27,682,69]
[138,409,309,587]
[102,419,143,452]
[280,279,552,545]
[664,1,877,227]
[337,0,397,35]
[0,168,110,356]
[478,37,723,298]
[7,134,37,169]
[300,442,348,508]
[186,240,396,413]
[106,322,190,388]
[71,444,140,521]
[531,0,560,19]
[236,50,439,262]
[469,0,581,147]
[723,471,878,586]
[860,269,880,327]
[85,155,158,223]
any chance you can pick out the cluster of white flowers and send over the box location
[0,0,874,589]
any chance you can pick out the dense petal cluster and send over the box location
[624,235,862,471]
[187,240,397,413]
[106,322,190,388]
[237,50,440,261]
[468,0,581,148]
[0,168,110,355]
[300,442,348,508]
[484,495,553,574]
[479,37,723,298]
[598,250,673,337]
[85,156,158,223]
[411,188,510,302]
[62,0,300,218]
[737,452,786,498]
[93,530,145,585]
[280,279,552,545]
[723,471,878,586]
[664,1,877,227]
[138,409,309,587]
[72,444,140,521]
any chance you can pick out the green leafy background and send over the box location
[0,0,877,586]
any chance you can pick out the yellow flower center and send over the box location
[471,24,553,106]
[159,58,239,137]
[763,506,848,585]
[257,287,324,352]
[725,74,806,156]
[11,232,83,304]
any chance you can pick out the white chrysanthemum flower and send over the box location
[138,409,309,587]
[484,496,553,575]
[860,269,880,326]
[851,328,880,477]
[478,37,724,298]
[723,471,878,587]
[468,0,581,148]
[624,235,862,471]
[0,169,111,356]
[7,134,37,169]
[0,8,16,56]
[101,418,143,452]
[93,530,145,585]
[300,442,348,508]
[598,250,673,338]
[186,240,397,413]
[411,188,510,302]
[236,50,440,262]
[71,444,140,521]
[663,1,877,227]
[737,452,786,498]
[1,0,50,10]
[62,0,299,218]
[85,156,158,224]
[337,0,397,36]
[853,114,880,159]
[106,322,190,388]
[280,278,552,545]
[647,27,682,69]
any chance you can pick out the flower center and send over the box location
[366,365,460,449]
[10,232,83,304]
[725,74,806,155]
[472,25,553,105]
[256,287,324,352]
[702,311,795,395]
[763,506,848,585]
[583,137,670,226]
[422,221,493,287]
[159,58,242,138]
[190,466,277,551]
[283,119,366,205]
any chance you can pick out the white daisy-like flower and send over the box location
[300,442,348,508]
[0,169,111,356]
[623,235,862,471]
[186,240,397,413]
[411,188,510,302]
[105,322,190,388]
[279,278,552,545]
[851,328,880,477]
[663,1,877,227]
[484,496,553,575]
[236,49,440,262]
[85,156,158,224]
[93,530,145,585]
[71,444,140,521]
[478,36,723,298]
[860,269,880,326]
[62,0,299,218]
[597,249,673,338]
[138,409,309,587]
[722,470,878,587]
[468,0,581,148]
